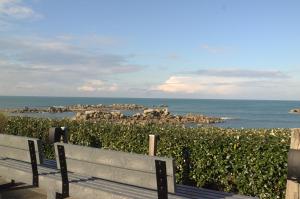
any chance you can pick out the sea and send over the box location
[0,96,299,129]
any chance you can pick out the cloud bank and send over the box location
[0,35,142,96]
[78,80,118,92]
[154,69,299,99]
[0,0,41,19]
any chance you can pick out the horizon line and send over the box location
[0,95,298,102]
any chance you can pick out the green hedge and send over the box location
[0,112,8,134]
[3,116,290,198]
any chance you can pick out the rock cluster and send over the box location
[290,109,300,114]
[74,108,222,125]
[8,104,146,114]
[48,106,69,113]
[15,106,40,113]
[76,110,126,120]
[69,104,145,111]
[4,103,223,125]
[11,106,69,113]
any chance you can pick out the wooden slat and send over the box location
[0,158,255,199]
[0,134,44,164]
[64,158,176,193]
[0,159,186,199]
[55,143,176,193]
[54,143,175,176]
[0,146,31,163]
[0,134,38,149]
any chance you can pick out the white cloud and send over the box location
[0,0,40,19]
[0,35,142,74]
[155,76,240,95]
[78,80,118,92]
[0,35,142,96]
[154,69,300,99]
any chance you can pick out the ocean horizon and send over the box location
[0,96,299,129]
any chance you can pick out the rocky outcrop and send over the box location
[4,103,223,125]
[290,109,300,114]
[75,110,127,121]
[7,104,146,114]
[69,104,145,111]
[48,106,68,113]
[143,108,170,118]
[74,107,222,125]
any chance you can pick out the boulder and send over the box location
[104,114,112,119]
[85,110,96,115]
[160,108,169,116]
[290,109,300,114]
[111,111,122,118]
[143,109,155,115]
[133,112,143,119]
[76,112,83,117]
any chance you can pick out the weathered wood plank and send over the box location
[1,158,257,199]
[54,143,174,175]
[54,143,176,193]
[286,128,300,199]
[0,159,185,199]
[0,134,43,164]
[62,158,176,193]
[0,134,39,149]
[0,146,41,164]
[0,146,30,163]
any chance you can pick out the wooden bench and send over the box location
[51,142,184,199]
[51,142,257,199]
[0,133,257,199]
[0,134,44,187]
[0,134,68,199]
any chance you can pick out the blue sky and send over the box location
[0,0,299,99]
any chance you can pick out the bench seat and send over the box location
[0,158,187,199]
[0,134,256,199]
[0,158,256,199]
[54,143,257,199]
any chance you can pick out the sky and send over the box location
[0,0,300,100]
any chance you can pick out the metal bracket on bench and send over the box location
[155,160,168,199]
[56,145,69,199]
[28,140,39,187]
[49,127,68,144]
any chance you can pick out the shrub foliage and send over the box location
[3,116,290,198]
[0,112,8,134]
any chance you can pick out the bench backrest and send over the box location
[54,143,176,193]
[0,134,43,164]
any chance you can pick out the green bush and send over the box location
[3,116,290,198]
[0,112,8,134]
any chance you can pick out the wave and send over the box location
[221,117,238,120]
